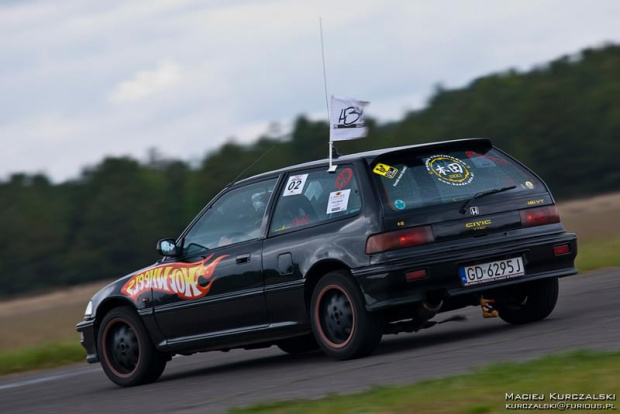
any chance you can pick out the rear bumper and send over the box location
[76,320,99,363]
[353,230,578,312]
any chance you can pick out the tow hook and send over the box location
[480,296,499,318]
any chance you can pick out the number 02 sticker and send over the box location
[283,174,308,196]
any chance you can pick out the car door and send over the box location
[262,165,370,327]
[152,178,278,344]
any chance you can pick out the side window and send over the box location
[269,167,362,234]
[182,179,277,257]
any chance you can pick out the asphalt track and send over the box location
[1,269,618,414]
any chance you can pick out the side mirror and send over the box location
[157,238,178,257]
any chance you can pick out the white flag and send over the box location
[329,95,369,141]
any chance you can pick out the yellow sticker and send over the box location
[465,219,492,229]
[425,155,474,186]
[373,163,399,179]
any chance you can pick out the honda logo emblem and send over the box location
[469,206,480,216]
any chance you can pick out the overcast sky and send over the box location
[2,0,620,181]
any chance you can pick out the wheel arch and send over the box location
[303,259,351,312]
[94,296,138,330]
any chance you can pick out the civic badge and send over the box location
[469,206,480,216]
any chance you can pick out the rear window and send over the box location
[373,147,544,213]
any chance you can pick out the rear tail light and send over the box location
[553,243,571,256]
[366,226,434,254]
[405,269,428,282]
[519,206,560,228]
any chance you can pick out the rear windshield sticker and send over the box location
[425,155,474,186]
[394,199,406,210]
[335,168,353,189]
[326,189,351,214]
[283,174,308,196]
[393,166,407,187]
[373,163,399,179]
[524,180,534,190]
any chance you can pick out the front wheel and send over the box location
[496,277,559,325]
[310,271,383,360]
[97,307,167,387]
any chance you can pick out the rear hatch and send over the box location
[367,140,559,254]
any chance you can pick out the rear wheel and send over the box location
[98,307,167,387]
[277,334,319,354]
[496,277,559,325]
[310,271,383,360]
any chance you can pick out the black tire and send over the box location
[310,271,383,360]
[496,277,559,325]
[97,306,167,387]
[277,334,319,354]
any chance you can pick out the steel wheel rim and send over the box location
[317,286,354,347]
[103,319,140,377]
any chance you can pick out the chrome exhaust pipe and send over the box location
[415,298,443,321]
[422,298,443,312]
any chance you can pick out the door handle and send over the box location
[236,254,251,264]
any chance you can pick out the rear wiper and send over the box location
[459,186,517,214]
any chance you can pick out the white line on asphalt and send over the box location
[0,367,101,391]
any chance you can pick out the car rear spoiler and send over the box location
[365,138,493,164]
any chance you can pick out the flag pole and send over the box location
[320,17,337,173]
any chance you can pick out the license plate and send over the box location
[459,257,524,286]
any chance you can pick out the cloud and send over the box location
[110,61,182,103]
[2,0,620,182]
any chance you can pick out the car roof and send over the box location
[235,137,492,185]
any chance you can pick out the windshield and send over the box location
[373,147,544,213]
[181,179,277,257]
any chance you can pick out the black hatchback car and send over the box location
[77,138,577,386]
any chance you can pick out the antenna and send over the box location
[228,144,277,186]
[320,17,330,121]
[320,17,337,173]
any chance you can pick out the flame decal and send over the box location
[121,254,229,301]
[194,254,228,297]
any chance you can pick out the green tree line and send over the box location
[1,44,619,296]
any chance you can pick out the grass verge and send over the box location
[0,341,85,376]
[231,350,620,414]
[576,236,620,273]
